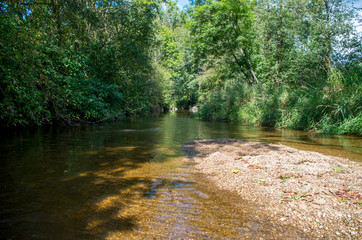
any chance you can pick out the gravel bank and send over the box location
[182,138,361,239]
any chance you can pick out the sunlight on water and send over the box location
[0,112,360,239]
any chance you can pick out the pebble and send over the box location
[311,204,321,209]
[314,199,326,205]
[184,139,362,239]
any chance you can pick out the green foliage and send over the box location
[0,0,162,127]
[153,1,198,109]
[190,0,362,136]
[190,0,257,84]
[1,0,360,137]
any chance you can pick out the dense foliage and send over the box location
[153,1,198,109]
[1,0,161,126]
[1,0,361,135]
[188,0,362,135]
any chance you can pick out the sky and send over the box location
[176,0,361,32]
[354,0,362,8]
[177,0,190,9]
[176,0,362,9]
[353,0,362,32]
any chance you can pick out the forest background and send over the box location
[1,0,361,135]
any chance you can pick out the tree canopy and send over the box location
[1,0,361,135]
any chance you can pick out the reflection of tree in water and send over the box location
[0,113,360,239]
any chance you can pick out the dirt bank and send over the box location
[182,138,361,239]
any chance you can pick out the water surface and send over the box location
[0,112,361,239]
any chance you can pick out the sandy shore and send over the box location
[182,138,361,239]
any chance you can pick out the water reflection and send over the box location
[0,112,360,239]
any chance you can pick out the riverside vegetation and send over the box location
[1,0,361,135]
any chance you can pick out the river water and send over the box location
[0,112,361,239]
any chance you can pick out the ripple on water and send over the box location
[1,112,357,239]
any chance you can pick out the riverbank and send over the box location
[182,138,361,239]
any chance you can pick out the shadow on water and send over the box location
[0,112,360,239]
[0,124,191,239]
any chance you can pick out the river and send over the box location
[0,112,361,239]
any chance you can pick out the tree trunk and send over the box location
[239,47,259,84]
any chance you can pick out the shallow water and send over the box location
[0,112,361,239]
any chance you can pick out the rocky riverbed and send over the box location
[183,138,361,239]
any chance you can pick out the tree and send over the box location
[154,1,198,109]
[190,0,258,84]
[188,0,361,135]
[0,0,162,126]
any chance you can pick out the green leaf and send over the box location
[294,195,301,200]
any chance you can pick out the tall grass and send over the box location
[197,68,361,136]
